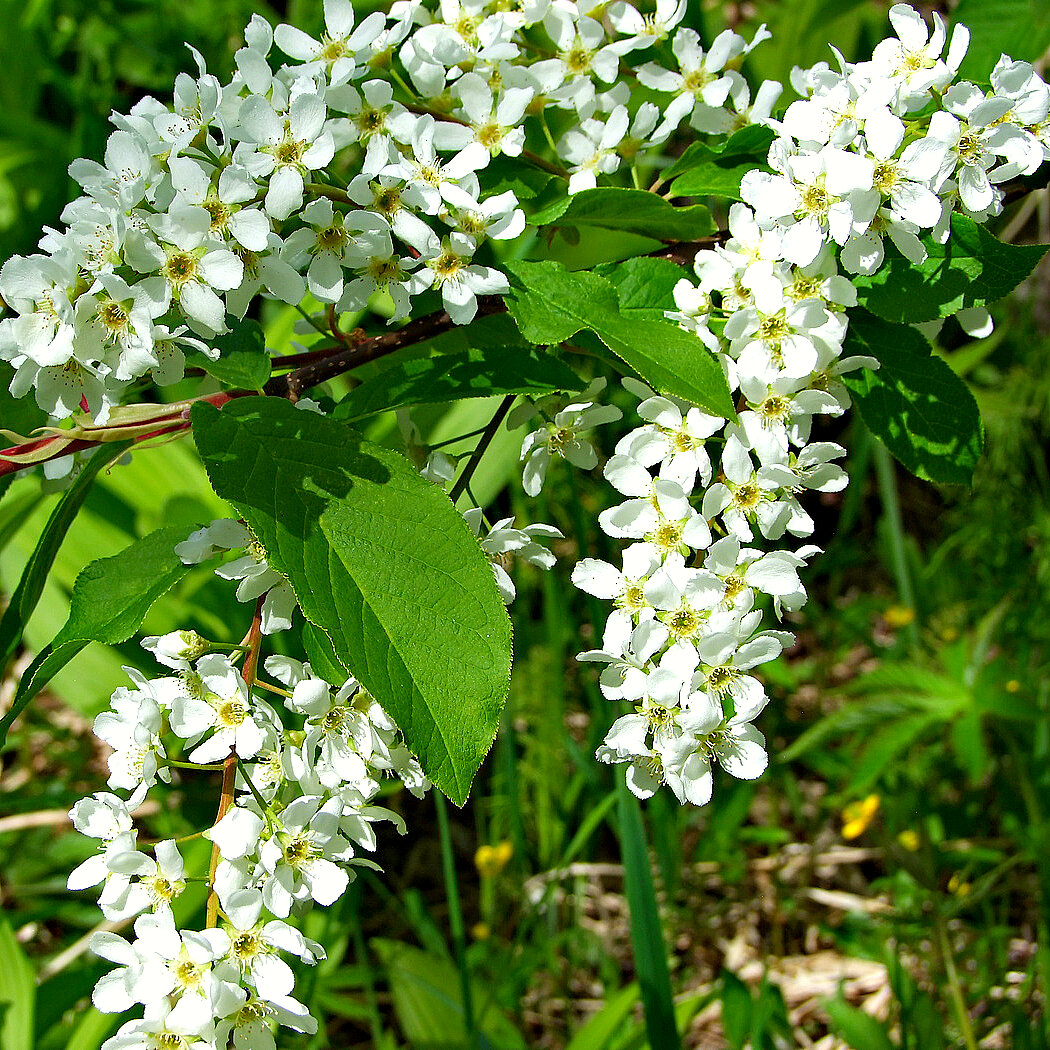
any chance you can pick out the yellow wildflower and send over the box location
[841,794,881,839]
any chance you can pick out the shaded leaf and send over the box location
[333,347,583,423]
[187,319,271,390]
[842,310,982,485]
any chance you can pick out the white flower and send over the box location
[577,616,669,702]
[170,654,272,763]
[93,682,169,792]
[258,796,352,916]
[464,509,564,602]
[637,27,745,115]
[382,116,490,213]
[417,232,509,324]
[341,233,419,321]
[572,542,663,623]
[221,888,325,1002]
[283,198,388,304]
[235,92,335,220]
[273,0,386,85]
[451,72,533,157]
[520,390,622,496]
[558,107,630,193]
[869,4,969,110]
[643,553,725,643]
[177,519,298,634]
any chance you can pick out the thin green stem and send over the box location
[235,755,270,814]
[429,424,490,450]
[165,760,226,771]
[435,792,476,1047]
[448,395,515,504]
[389,67,419,101]
[294,304,330,337]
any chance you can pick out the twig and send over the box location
[448,395,516,504]
[205,595,264,928]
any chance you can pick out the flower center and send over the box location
[758,311,788,346]
[431,250,463,279]
[274,137,307,166]
[204,198,231,232]
[565,46,593,74]
[957,132,982,165]
[98,298,131,337]
[283,833,318,869]
[800,181,831,217]
[707,665,737,691]
[873,160,900,193]
[232,930,262,960]
[367,257,404,284]
[667,605,700,639]
[316,224,348,252]
[374,187,402,214]
[357,107,385,134]
[478,122,503,149]
[648,519,684,553]
[682,68,712,92]
[618,581,647,611]
[163,251,198,287]
[319,34,349,63]
[759,394,790,422]
[731,480,763,511]
[217,699,247,727]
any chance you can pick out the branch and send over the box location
[262,295,508,399]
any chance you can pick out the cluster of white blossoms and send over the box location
[68,516,430,1047]
[551,6,1050,806]
[0,0,774,423]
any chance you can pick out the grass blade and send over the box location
[616,778,681,1050]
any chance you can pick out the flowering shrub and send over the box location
[0,0,1047,1044]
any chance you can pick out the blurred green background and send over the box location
[2,0,1050,1048]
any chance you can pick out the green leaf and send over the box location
[667,125,775,201]
[719,971,752,1050]
[0,442,130,674]
[301,621,349,687]
[564,984,640,1050]
[853,214,1048,324]
[191,397,511,805]
[0,920,34,1050]
[528,188,715,241]
[504,260,736,419]
[186,318,271,390]
[842,310,983,485]
[595,257,689,319]
[952,0,1050,83]
[0,525,193,746]
[332,347,583,423]
[372,939,526,1050]
[824,995,896,1050]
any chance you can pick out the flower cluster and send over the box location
[0,0,773,423]
[68,518,430,1046]
[560,6,1050,806]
